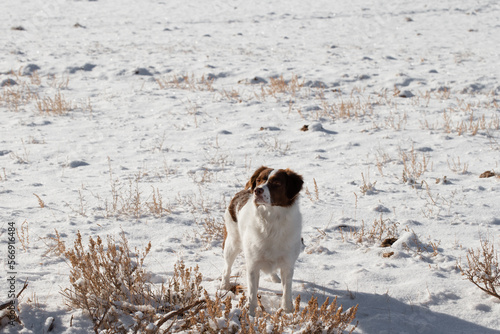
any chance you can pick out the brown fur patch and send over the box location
[228,189,252,222]
[245,166,274,190]
[266,169,304,207]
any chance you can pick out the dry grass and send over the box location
[0,67,91,115]
[33,193,45,208]
[399,230,441,257]
[305,178,320,202]
[156,73,312,107]
[67,165,171,219]
[16,220,30,252]
[419,91,500,136]
[259,74,305,101]
[167,290,358,333]
[40,229,67,257]
[352,216,399,245]
[359,172,377,195]
[183,293,358,334]
[316,88,374,121]
[373,148,393,177]
[156,73,214,91]
[399,145,430,187]
[447,156,469,174]
[1,82,35,112]
[52,230,358,333]
[334,217,440,259]
[59,230,156,333]
[195,216,225,247]
[330,216,401,247]
[92,160,172,218]
[458,237,500,300]
[221,88,243,103]
[0,68,39,112]
[9,139,30,164]
[260,135,291,155]
[35,90,73,115]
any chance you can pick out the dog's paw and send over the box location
[247,303,256,317]
[271,273,281,283]
[281,301,293,313]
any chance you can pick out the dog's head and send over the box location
[245,166,303,206]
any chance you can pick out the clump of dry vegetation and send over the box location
[359,172,377,195]
[70,160,171,218]
[305,177,320,202]
[155,73,214,91]
[348,216,400,245]
[59,231,156,333]
[257,74,305,102]
[419,91,500,136]
[0,67,89,115]
[34,90,74,115]
[181,293,358,334]
[399,145,430,187]
[459,237,500,300]
[317,89,374,121]
[195,216,225,247]
[51,230,358,333]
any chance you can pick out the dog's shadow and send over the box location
[288,280,499,334]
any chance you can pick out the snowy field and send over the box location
[1,0,500,332]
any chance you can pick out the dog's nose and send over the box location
[255,187,264,196]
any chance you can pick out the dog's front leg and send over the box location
[281,266,294,313]
[247,265,260,316]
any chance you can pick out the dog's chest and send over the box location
[243,206,301,253]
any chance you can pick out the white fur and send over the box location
[221,194,302,315]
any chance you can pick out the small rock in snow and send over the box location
[134,68,154,76]
[68,63,97,74]
[304,80,327,88]
[69,161,90,168]
[250,76,267,84]
[1,79,17,87]
[399,90,414,98]
[22,64,41,76]
[373,204,390,213]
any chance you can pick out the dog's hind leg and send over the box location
[271,272,281,283]
[220,236,240,290]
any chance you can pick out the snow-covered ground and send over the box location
[1,0,500,332]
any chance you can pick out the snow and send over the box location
[1,0,500,333]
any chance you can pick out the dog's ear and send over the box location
[285,169,303,200]
[245,166,269,190]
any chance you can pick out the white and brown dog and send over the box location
[221,166,303,315]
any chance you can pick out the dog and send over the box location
[220,166,303,315]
